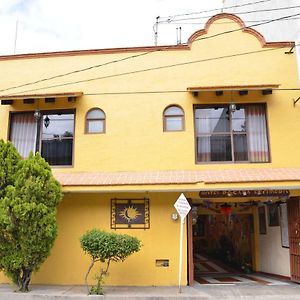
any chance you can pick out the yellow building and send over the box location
[0,13,300,286]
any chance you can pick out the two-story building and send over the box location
[0,13,300,286]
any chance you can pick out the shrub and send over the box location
[80,229,141,294]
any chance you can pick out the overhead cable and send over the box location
[0,12,299,95]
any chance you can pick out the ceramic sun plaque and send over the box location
[111,198,150,229]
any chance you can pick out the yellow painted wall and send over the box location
[0,15,299,174]
[0,14,299,285]
[0,192,187,285]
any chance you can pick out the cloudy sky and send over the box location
[0,0,224,55]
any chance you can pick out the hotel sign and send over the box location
[199,189,290,198]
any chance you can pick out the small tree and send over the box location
[0,147,62,292]
[80,229,141,295]
[0,140,21,198]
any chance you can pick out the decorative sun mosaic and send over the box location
[111,198,150,229]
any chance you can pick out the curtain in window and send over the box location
[196,109,211,162]
[198,136,211,161]
[246,105,269,162]
[10,113,37,158]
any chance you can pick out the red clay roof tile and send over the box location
[53,168,300,187]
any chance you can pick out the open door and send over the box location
[287,197,300,283]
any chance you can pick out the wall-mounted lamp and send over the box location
[171,213,179,221]
[33,109,41,121]
[229,103,236,113]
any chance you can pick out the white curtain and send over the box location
[196,109,211,162]
[10,113,37,158]
[246,105,269,162]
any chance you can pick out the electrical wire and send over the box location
[158,5,300,23]
[192,12,300,42]
[0,11,298,96]
[1,45,293,97]
[0,50,156,94]
[159,0,272,21]
[164,17,300,26]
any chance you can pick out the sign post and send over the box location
[174,193,191,293]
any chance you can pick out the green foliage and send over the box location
[80,229,141,294]
[80,229,141,262]
[90,273,104,295]
[0,140,21,198]
[0,144,62,292]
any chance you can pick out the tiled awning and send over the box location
[53,168,300,187]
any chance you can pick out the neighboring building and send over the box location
[0,13,300,286]
[223,0,300,41]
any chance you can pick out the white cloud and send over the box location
[0,0,223,55]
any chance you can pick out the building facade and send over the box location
[0,13,300,286]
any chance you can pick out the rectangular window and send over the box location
[10,110,75,166]
[195,104,269,163]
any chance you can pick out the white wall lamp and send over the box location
[171,212,179,221]
[33,109,41,121]
[229,103,236,113]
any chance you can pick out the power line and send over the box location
[0,12,298,96]
[1,46,291,97]
[159,5,300,23]
[164,17,300,26]
[0,50,156,94]
[159,0,272,21]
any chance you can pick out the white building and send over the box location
[223,0,300,41]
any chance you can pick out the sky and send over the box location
[0,0,224,55]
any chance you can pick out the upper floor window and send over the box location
[9,110,75,166]
[85,108,105,133]
[195,104,269,163]
[163,105,184,131]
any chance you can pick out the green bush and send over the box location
[0,141,62,292]
[80,229,141,294]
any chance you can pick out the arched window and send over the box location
[163,105,185,131]
[85,108,106,133]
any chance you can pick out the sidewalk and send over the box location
[1,282,300,300]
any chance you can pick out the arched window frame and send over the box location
[85,108,106,134]
[163,105,185,132]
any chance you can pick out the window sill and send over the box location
[195,161,270,165]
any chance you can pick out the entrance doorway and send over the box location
[190,203,254,284]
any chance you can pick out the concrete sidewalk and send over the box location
[1,282,300,300]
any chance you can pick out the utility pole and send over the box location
[13,20,19,54]
[154,16,160,46]
[176,27,182,45]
